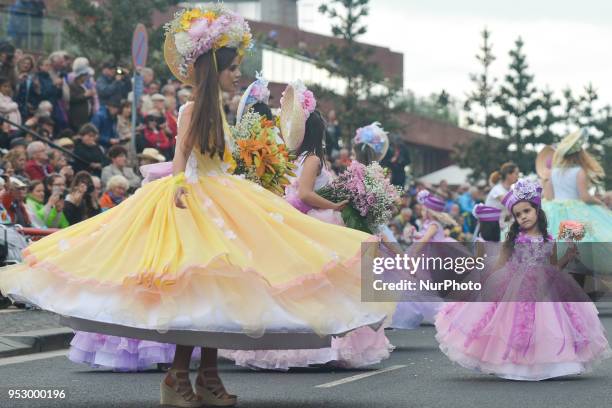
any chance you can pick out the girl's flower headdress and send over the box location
[353,122,390,161]
[417,190,445,212]
[236,72,271,123]
[164,4,252,85]
[502,178,542,212]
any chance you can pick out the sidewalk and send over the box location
[0,307,73,358]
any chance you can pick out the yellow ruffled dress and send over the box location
[0,103,392,349]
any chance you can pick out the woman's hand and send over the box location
[332,199,349,211]
[47,193,60,207]
[174,186,188,209]
[70,183,87,205]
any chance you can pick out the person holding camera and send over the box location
[64,171,100,225]
[25,179,69,229]
[96,61,131,107]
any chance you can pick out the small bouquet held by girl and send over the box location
[230,109,296,195]
[558,220,588,242]
[316,160,402,233]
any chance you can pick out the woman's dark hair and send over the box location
[44,173,63,200]
[79,123,99,136]
[108,145,127,159]
[27,179,43,194]
[71,170,94,194]
[296,110,326,168]
[479,220,501,242]
[251,102,273,121]
[188,47,237,159]
[0,76,9,87]
[504,202,549,249]
[119,99,131,114]
[57,128,75,140]
[489,162,518,185]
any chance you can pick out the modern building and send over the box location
[185,0,299,28]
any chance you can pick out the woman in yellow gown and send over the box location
[0,5,392,407]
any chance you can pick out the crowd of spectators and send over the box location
[0,40,192,231]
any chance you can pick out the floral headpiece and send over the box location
[236,72,270,123]
[502,178,542,212]
[417,190,445,212]
[280,80,316,118]
[353,122,389,161]
[164,4,252,84]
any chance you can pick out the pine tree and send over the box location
[315,0,406,148]
[594,105,612,189]
[491,37,541,173]
[560,87,580,134]
[64,0,179,66]
[464,28,496,137]
[536,87,562,145]
[576,83,599,145]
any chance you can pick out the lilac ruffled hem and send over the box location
[68,332,200,372]
[219,327,393,371]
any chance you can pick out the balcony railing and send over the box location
[0,9,62,52]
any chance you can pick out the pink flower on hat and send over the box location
[301,89,316,116]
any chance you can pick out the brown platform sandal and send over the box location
[160,368,203,408]
[194,367,237,407]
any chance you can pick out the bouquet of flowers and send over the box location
[231,110,296,195]
[317,161,402,233]
[558,220,587,241]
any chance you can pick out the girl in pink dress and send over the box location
[435,179,611,380]
[219,85,393,370]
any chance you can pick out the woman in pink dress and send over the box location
[220,83,393,370]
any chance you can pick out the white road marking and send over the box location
[315,364,406,388]
[0,350,67,367]
[0,308,22,314]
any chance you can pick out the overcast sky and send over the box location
[297,0,612,107]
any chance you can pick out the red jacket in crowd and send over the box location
[24,160,53,181]
[143,127,171,151]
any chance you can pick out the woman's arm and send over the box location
[172,104,195,176]
[577,169,604,205]
[297,155,347,211]
[542,178,554,200]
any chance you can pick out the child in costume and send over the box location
[435,179,611,380]
[220,88,393,371]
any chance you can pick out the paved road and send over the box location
[1,306,611,408]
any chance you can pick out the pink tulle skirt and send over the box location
[219,326,393,371]
[436,301,611,380]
